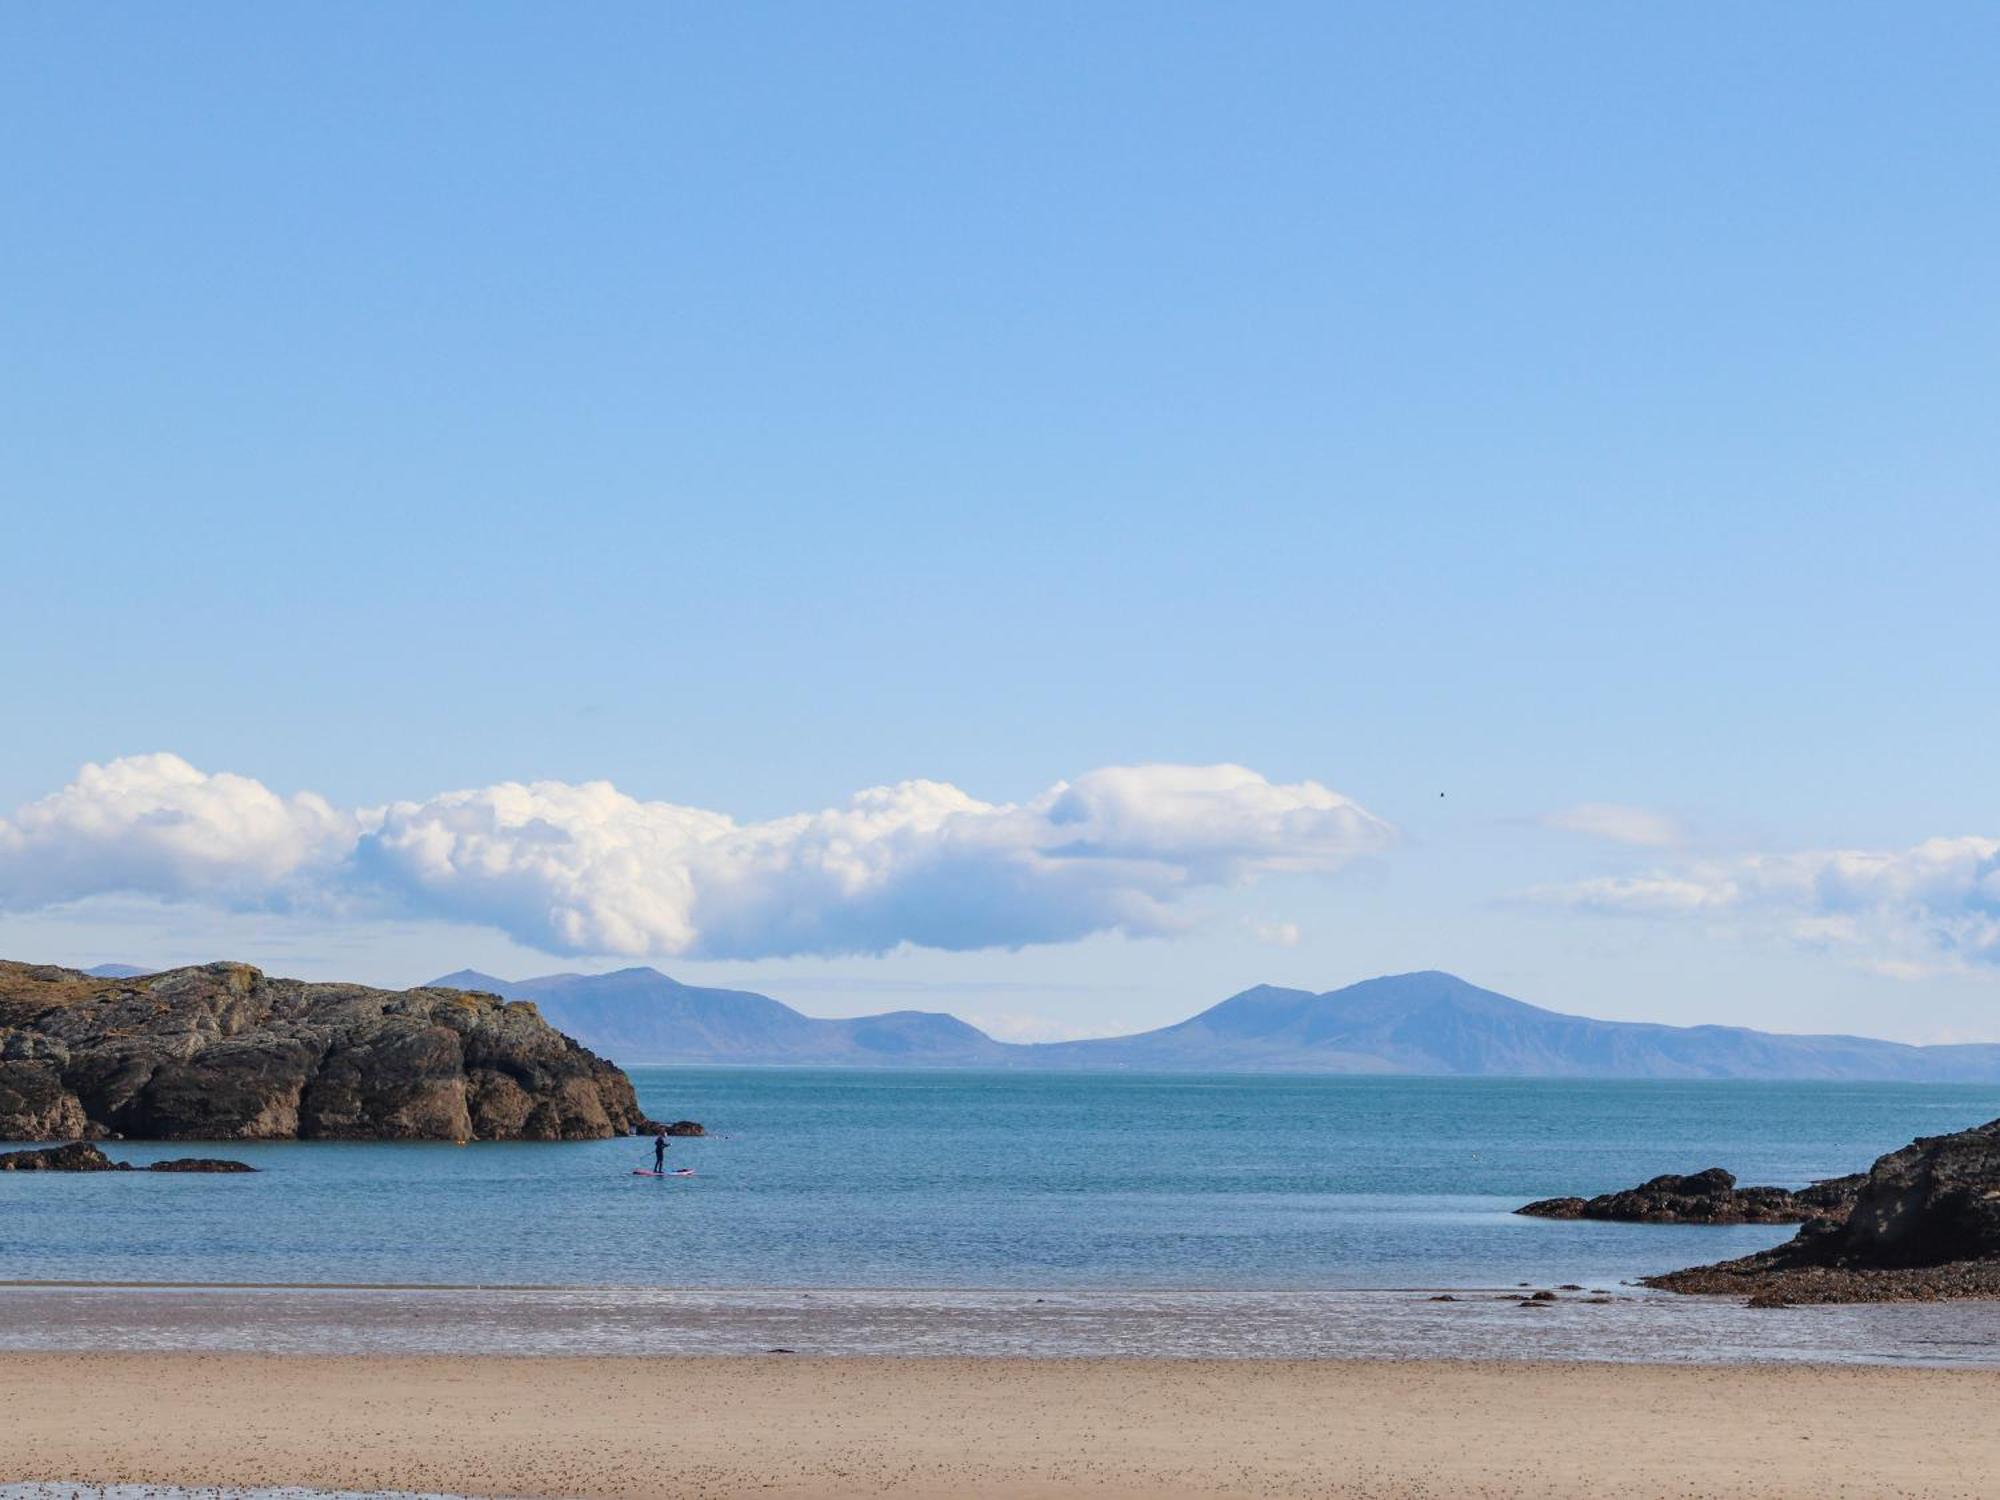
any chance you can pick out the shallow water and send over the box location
[4,1071,1997,1292]
[4,1283,2000,1365]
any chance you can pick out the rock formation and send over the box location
[0,961,662,1143]
[1646,1117,2000,1302]
[1517,1167,1862,1225]
[0,1142,255,1172]
[0,1141,127,1171]
[148,1156,260,1172]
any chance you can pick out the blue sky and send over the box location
[4,4,1997,1042]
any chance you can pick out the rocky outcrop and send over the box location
[662,1120,706,1137]
[149,1157,259,1173]
[0,961,662,1143]
[1518,1167,1863,1225]
[1786,1173,1870,1219]
[0,1141,127,1171]
[1647,1117,2000,1302]
[0,1142,255,1172]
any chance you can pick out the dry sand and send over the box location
[4,1351,1996,1499]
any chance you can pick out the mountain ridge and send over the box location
[424,965,2000,1081]
[431,966,1014,1066]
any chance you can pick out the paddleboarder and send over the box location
[652,1130,668,1175]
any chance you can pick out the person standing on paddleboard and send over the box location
[652,1131,668,1174]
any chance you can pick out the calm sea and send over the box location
[4,1071,1998,1291]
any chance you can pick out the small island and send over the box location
[0,960,664,1143]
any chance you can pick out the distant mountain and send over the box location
[1026,971,2000,1080]
[428,967,1013,1066]
[84,963,153,978]
[423,966,2000,1080]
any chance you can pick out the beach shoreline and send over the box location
[6,1281,2000,1367]
[6,1350,1998,1499]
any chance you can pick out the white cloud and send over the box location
[1533,836,2000,972]
[1246,918,1302,947]
[0,754,353,908]
[0,755,1395,962]
[357,761,1395,959]
[1542,802,1684,848]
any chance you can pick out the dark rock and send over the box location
[1556,1284,1584,1291]
[1518,1196,1590,1219]
[1529,1290,1558,1301]
[0,1057,90,1139]
[1805,1120,2000,1267]
[1646,1117,2000,1303]
[662,1120,706,1137]
[1792,1173,1869,1218]
[0,1141,128,1171]
[148,1157,257,1173]
[0,1141,256,1172]
[1517,1167,1861,1225]
[0,961,661,1143]
[1427,1294,1459,1302]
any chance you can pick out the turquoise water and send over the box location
[4,1071,1997,1290]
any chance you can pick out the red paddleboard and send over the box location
[632,1168,696,1177]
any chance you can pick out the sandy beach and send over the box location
[5,1351,1997,1499]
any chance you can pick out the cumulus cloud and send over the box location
[1542,802,1684,848]
[0,754,354,908]
[1533,836,2000,972]
[357,762,1395,959]
[0,756,1395,961]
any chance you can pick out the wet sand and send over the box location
[8,1282,2000,1364]
[6,1351,1999,1499]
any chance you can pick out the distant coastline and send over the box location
[59,957,2000,1080]
[417,965,2000,1081]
